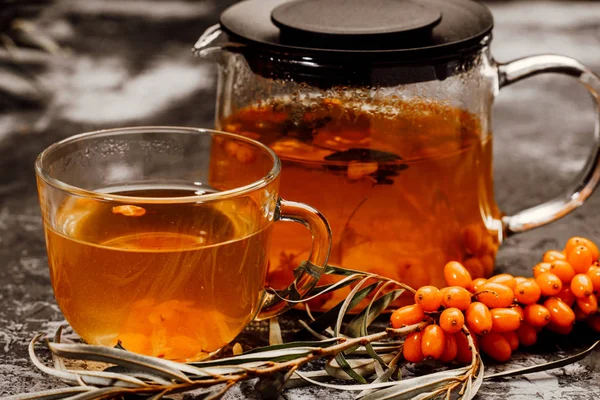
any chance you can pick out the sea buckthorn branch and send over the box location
[13,236,600,400]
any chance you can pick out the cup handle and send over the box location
[256,198,332,320]
[497,55,600,236]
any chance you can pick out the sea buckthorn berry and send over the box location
[469,278,487,293]
[514,279,541,305]
[568,246,594,274]
[564,237,599,262]
[475,283,515,308]
[503,331,519,351]
[444,261,472,288]
[480,332,512,362]
[421,325,445,360]
[414,286,442,312]
[441,286,472,310]
[390,304,425,328]
[455,332,474,364]
[576,295,598,316]
[533,262,551,278]
[523,304,551,328]
[549,260,576,283]
[463,258,484,279]
[511,305,524,319]
[490,308,522,333]
[571,274,594,299]
[556,287,576,307]
[544,298,576,328]
[488,274,517,290]
[517,323,538,347]
[586,266,600,292]
[439,333,458,363]
[463,225,482,254]
[403,331,424,363]
[535,272,562,296]
[586,314,600,332]
[466,302,492,335]
[543,250,566,263]
[439,307,465,334]
[514,276,528,284]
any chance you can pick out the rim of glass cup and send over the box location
[35,126,282,204]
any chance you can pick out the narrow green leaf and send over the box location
[63,387,131,400]
[325,264,370,276]
[462,357,484,400]
[269,317,283,346]
[285,370,331,389]
[333,354,367,384]
[294,367,466,392]
[484,340,600,380]
[102,366,173,386]
[48,342,198,381]
[346,289,404,338]
[336,277,373,336]
[356,352,402,398]
[241,338,340,355]
[325,354,396,381]
[29,335,148,388]
[304,282,380,335]
[2,387,96,400]
[280,274,364,304]
[191,347,315,367]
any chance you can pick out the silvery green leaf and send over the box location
[461,358,483,400]
[304,282,379,335]
[325,354,397,381]
[48,342,199,381]
[63,388,130,400]
[356,352,402,399]
[295,366,466,393]
[345,288,404,338]
[2,387,96,400]
[102,366,173,386]
[285,370,331,389]
[335,277,373,336]
[194,347,312,366]
[484,340,600,380]
[51,327,66,371]
[269,317,283,346]
[241,337,340,355]
[283,274,364,304]
[29,335,148,388]
[325,264,369,276]
[334,353,368,384]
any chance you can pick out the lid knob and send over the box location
[271,0,442,49]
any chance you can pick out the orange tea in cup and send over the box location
[36,127,331,361]
[45,187,270,361]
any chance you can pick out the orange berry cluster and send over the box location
[390,236,600,363]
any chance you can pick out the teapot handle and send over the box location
[497,55,600,236]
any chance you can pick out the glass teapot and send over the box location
[194,0,600,308]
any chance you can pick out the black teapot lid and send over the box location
[219,0,493,61]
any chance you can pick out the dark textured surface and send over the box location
[2,0,600,398]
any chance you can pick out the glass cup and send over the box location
[35,127,331,361]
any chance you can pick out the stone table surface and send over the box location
[2,0,600,398]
